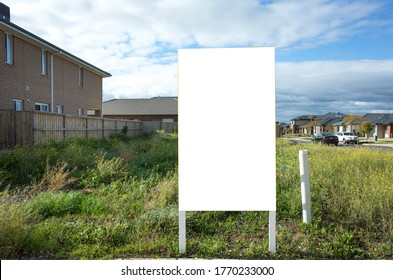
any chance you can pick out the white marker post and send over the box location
[269,211,276,253]
[299,150,311,223]
[179,211,186,253]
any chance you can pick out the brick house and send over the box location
[0,3,111,117]
[362,113,393,139]
[290,114,320,135]
[103,97,178,122]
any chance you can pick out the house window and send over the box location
[35,102,49,112]
[87,109,96,116]
[41,50,47,75]
[79,67,84,87]
[77,108,83,116]
[5,33,13,64]
[56,105,63,114]
[13,99,23,111]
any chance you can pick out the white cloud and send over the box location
[7,0,393,122]
[276,59,393,121]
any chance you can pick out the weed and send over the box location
[32,160,76,192]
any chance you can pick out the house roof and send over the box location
[320,117,344,126]
[375,114,393,125]
[291,114,320,121]
[321,112,346,120]
[0,11,111,78]
[361,113,388,124]
[103,97,178,115]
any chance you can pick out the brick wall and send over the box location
[0,29,103,116]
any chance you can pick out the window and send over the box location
[56,105,63,114]
[41,50,47,75]
[87,109,96,116]
[5,33,13,64]
[13,99,23,111]
[77,108,83,116]
[35,102,49,112]
[79,67,84,87]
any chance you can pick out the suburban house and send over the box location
[0,3,111,117]
[103,97,178,122]
[313,112,346,134]
[362,113,393,139]
[290,114,320,135]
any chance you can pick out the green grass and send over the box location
[0,134,392,259]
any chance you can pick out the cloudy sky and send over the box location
[7,0,393,122]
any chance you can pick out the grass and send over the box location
[0,134,392,259]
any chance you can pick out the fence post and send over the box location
[12,110,16,147]
[299,150,311,223]
[63,114,66,141]
[30,111,35,145]
[102,118,105,139]
[85,118,88,138]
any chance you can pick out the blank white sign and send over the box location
[178,47,276,211]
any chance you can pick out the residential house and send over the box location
[103,97,178,122]
[314,112,346,134]
[362,113,393,139]
[0,3,111,117]
[290,115,320,135]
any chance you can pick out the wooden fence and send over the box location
[0,110,177,149]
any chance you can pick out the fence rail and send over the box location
[0,110,177,149]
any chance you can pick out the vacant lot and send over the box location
[0,135,392,259]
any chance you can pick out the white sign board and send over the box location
[178,47,276,211]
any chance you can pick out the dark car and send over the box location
[311,132,339,146]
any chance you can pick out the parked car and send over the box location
[311,132,339,146]
[336,132,358,144]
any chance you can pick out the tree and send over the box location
[304,116,322,135]
[342,114,364,133]
[360,122,373,138]
[325,125,334,133]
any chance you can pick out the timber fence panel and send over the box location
[65,115,86,139]
[15,111,33,145]
[161,122,178,133]
[142,120,161,134]
[34,112,64,143]
[87,118,104,139]
[103,119,117,138]
[126,120,142,137]
[0,110,14,149]
[1,110,150,149]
